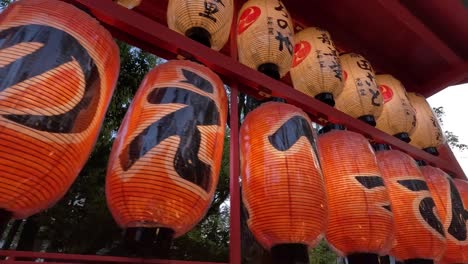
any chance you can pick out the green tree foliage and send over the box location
[433,106,467,151]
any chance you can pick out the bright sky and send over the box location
[428,83,468,175]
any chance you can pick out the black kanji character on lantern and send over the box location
[121,69,220,192]
[318,33,331,45]
[355,176,392,212]
[213,0,224,7]
[398,179,445,236]
[0,24,100,134]
[277,19,288,29]
[329,61,342,81]
[275,31,293,55]
[274,0,289,18]
[365,72,375,84]
[357,59,372,71]
[369,88,381,106]
[199,1,219,22]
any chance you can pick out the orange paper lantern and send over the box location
[0,0,119,219]
[317,125,394,261]
[374,146,446,263]
[407,93,445,156]
[290,27,344,106]
[237,0,294,79]
[167,0,233,51]
[335,53,383,126]
[375,74,416,142]
[422,166,468,264]
[240,102,327,263]
[106,60,227,241]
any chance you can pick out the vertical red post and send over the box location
[229,1,242,262]
[229,86,241,264]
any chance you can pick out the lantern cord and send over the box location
[0,209,12,235]
[346,253,380,264]
[403,259,434,264]
[315,92,335,107]
[394,132,411,143]
[270,243,309,264]
[358,115,377,127]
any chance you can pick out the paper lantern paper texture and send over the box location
[376,150,446,262]
[408,92,445,153]
[237,0,294,78]
[240,102,327,250]
[167,0,233,51]
[290,27,344,105]
[335,53,383,125]
[423,167,468,264]
[0,0,119,219]
[376,74,416,141]
[318,128,394,256]
[106,60,227,237]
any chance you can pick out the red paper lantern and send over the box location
[240,102,327,263]
[317,125,394,262]
[106,60,227,245]
[0,0,119,219]
[422,166,468,264]
[374,146,446,263]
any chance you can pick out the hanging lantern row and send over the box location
[0,0,463,263]
[317,125,394,262]
[374,145,446,263]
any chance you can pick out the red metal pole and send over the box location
[229,87,241,264]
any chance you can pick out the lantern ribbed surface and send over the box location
[335,53,383,126]
[318,129,394,256]
[237,0,294,78]
[0,0,119,219]
[240,102,327,250]
[375,74,416,142]
[423,167,468,264]
[106,60,227,237]
[113,0,141,9]
[290,27,344,105]
[167,0,233,51]
[375,150,446,262]
[408,93,445,152]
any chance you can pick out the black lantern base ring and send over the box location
[258,63,280,81]
[185,27,212,48]
[423,147,439,156]
[394,132,411,143]
[124,227,174,258]
[0,209,12,234]
[346,253,380,264]
[358,115,377,127]
[315,92,335,107]
[270,243,309,264]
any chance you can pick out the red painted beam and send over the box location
[419,62,468,96]
[65,0,466,179]
[0,250,226,264]
[375,0,462,65]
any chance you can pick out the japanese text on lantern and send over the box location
[315,29,342,81]
[352,54,380,107]
[199,0,225,22]
[267,0,292,54]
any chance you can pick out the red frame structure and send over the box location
[3,0,467,263]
